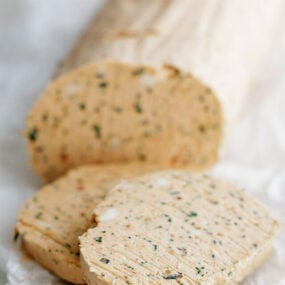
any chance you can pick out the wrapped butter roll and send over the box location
[26,0,283,181]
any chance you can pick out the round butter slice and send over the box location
[80,171,279,285]
[16,163,157,284]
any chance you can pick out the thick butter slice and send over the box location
[80,171,279,285]
[16,163,156,284]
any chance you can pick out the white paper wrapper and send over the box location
[0,1,285,284]
[5,247,63,285]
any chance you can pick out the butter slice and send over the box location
[16,163,156,284]
[80,171,279,285]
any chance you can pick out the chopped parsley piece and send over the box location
[35,212,43,219]
[113,106,122,113]
[138,153,146,161]
[164,214,172,223]
[99,82,108,88]
[100,258,110,264]
[132,68,144,76]
[93,124,101,139]
[153,244,158,251]
[134,102,143,113]
[65,243,71,249]
[28,128,38,142]
[95,237,103,243]
[195,266,205,276]
[42,114,48,121]
[163,273,183,280]
[198,125,206,132]
[188,211,198,217]
[79,103,86,110]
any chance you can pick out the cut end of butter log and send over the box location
[80,171,279,285]
[26,61,222,182]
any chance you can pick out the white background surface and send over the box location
[0,0,284,284]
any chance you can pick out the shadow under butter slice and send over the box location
[16,163,156,284]
[80,171,279,285]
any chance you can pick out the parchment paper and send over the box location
[0,1,284,284]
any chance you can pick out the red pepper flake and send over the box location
[59,152,69,163]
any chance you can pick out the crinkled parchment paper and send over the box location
[0,1,284,284]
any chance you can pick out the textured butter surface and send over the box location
[26,61,222,182]
[80,171,279,285]
[16,163,157,283]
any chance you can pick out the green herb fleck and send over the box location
[153,244,158,251]
[134,102,143,113]
[93,124,101,139]
[35,212,43,219]
[113,106,122,113]
[164,214,172,223]
[195,266,205,276]
[28,128,38,142]
[79,103,86,110]
[100,258,110,264]
[42,114,48,121]
[138,153,146,161]
[132,68,144,76]
[188,211,198,217]
[198,95,205,102]
[95,237,103,243]
[99,82,108,88]
[170,191,180,195]
[163,273,183,280]
[198,125,206,132]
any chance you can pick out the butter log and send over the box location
[26,0,283,181]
